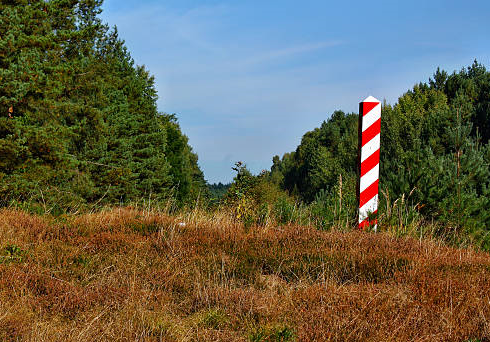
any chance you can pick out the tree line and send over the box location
[0,0,207,213]
[2,1,490,248]
[255,61,490,247]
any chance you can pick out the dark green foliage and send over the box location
[275,110,358,203]
[0,0,206,210]
[266,61,490,247]
[208,182,231,205]
[224,162,295,227]
[3,0,490,249]
[309,173,357,230]
[158,113,206,204]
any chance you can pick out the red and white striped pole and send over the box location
[358,96,381,230]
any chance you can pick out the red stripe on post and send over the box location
[360,150,380,177]
[362,102,379,116]
[359,219,370,229]
[360,179,379,207]
[362,118,381,146]
[359,211,378,229]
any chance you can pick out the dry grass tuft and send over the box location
[0,207,489,341]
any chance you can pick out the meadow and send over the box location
[0,207,489,341]
[3,2,490,341]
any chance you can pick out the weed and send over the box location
[0,244,26,264]
[130,221,161,234]
[199,308,228,329]
[249,325,295,342]
[72,254,91,268]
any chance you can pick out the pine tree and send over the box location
[0,0,207,210]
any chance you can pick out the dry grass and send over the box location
[0,207,489,341]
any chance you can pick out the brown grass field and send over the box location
[0,207,489,341]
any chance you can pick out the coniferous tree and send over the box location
[0,0,207,210]
[267,62,490,243]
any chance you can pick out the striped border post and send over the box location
[358,96,381,230]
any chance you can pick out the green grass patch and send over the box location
[249,324,295,342]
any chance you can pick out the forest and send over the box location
[0,0,207,213]
[262,61,490,248]
[1,0,490,249]
[2,1,490,341]
[218,62,490,251]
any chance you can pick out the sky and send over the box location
[99,0,490,184]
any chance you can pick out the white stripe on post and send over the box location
[358,96,381,230]
[362,108,381,132]
[360,133,380,163]
[359,164,379,193]
[359,194,379,225]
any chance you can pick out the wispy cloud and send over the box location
[100,0,489,183]
[229,40,344,69]
[99,3,352,182]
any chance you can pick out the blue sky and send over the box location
[99,0,490,184]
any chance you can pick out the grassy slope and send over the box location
[0,208,489,341]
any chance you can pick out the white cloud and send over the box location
[100,1,483,183]
[100,3,357,182]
